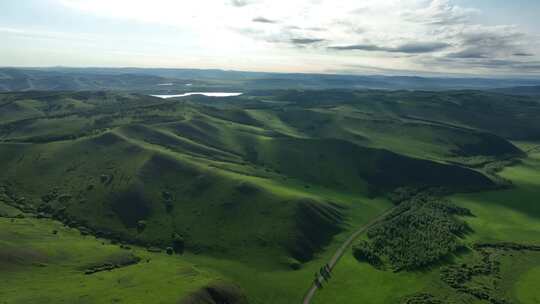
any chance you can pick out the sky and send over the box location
[1,0,540,76]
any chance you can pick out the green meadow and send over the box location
[314,146,540,304]
[1,90,539,303]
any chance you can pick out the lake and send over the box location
[151,92,243,99]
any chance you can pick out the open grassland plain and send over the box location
[0,90,539,303]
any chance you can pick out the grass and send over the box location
[314,254,434,304]
[308,147,540,304]
[515,264,540,303]
[0,90,539,303]
[451,148,540,243]
[0,217,224,304]
[0,184,390,304]
[183,193,391,304]
[0,92,495,267]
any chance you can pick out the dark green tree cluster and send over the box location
[352,241,383,269]
[386,186,421,205]
[440,247,510,304]
[473,241,540,251]
[356,193,472,271]
[400,293,445,304]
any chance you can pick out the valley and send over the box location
[1,88,539,304]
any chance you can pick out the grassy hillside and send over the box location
[0,90,538,304]
[452,143,540,243]
[271,89,540,141]
[314,146,540,304]
[0,216,240,304]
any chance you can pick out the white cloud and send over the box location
[403,0,478,25]
[38,0,538,75]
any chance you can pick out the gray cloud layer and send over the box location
[252,17,277,24]
[291,38,326,45]
[232,0,538,75]
[329,42,450,54]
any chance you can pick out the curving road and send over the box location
[302,206,397,304]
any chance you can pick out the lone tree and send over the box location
[172,233,185,254]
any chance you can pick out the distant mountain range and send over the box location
[491,85,540,96]
[1,67,540,92]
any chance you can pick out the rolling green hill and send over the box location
[1,89,538,304]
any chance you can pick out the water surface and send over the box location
[151,92,243,99]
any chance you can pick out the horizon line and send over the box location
[2,65,540,80]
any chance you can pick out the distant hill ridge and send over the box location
[1,67,539,92]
